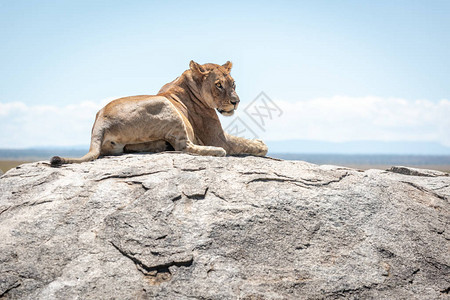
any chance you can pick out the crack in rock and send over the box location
[29,199,54,206]
[239,171,269,175]
[247,177,302,184]
[434,184,450,191]
[182,187,209,200]
[331,283,380,297]
[408,268,420,284]
[247,172,349,187]
[180,168,207,172]
[401,181,447,201]
[171,195,182,202]
[94,170,168,181]
[378,247,396,258]
[0,206,11,217]
[0,281,21,298]
[209,190,228,202]
[110,242,193,285]
[388,166,449,177]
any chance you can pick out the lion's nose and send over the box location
[231,93,240,105]
[231,91,240,106]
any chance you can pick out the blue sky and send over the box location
[0,1,449,151]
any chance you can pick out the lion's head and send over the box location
[189,60,240,116]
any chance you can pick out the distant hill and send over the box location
[0,147,88,160]
[266,140,450,155]
[1,140,450,161]
[270,153,450,168]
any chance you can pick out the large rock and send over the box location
[0,153,449,299]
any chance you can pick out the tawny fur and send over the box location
[51,61,268,166]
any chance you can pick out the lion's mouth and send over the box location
[217,108,235,116]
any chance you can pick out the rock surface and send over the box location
[0,153,449,299]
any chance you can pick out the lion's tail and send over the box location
[50,124,105,167]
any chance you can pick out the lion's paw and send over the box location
[204,147,226,157]
[254,139,268,156]
[212,148,226,157]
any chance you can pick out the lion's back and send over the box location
[103,95,172,117]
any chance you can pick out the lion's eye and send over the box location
[216,82,223,89]
[232,82,236,89]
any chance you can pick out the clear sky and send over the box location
[0,0,449,151]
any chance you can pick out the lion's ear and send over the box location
[222,61,233,73]
[190,60,208,77]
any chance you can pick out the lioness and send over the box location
[50,61,268,166]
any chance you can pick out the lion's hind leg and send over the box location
[124,140,172,153]
[100,139,125,156]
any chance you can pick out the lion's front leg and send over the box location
[224,133,268,156]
